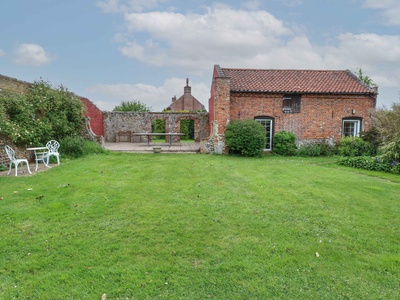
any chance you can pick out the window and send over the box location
[342,119,361,137]
[283,94,301,113]
[255,117,274,151]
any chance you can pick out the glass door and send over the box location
[255,118,273,151]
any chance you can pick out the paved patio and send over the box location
[103,142,200,153]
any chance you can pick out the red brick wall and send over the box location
[80,97,104,136]
[210,77,231,135]
[228,92,375,142]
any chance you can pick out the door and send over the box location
[255,118,273,151]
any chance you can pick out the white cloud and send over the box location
[86,78,209,112]
[14,43,51,66]
[102,3,399,107]
[324,33,400,87]
[363,0,400,25]
[119,5,292,71]
[0,49,5,57]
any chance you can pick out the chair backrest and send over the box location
[5,145,16,161]
[46,140,60,153]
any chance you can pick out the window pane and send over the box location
[343,120,360,137]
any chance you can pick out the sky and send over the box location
[1,0,399,112]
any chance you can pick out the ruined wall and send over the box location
[103,112,209,142]
[80,97,104,136]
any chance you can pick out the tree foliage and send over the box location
[0,80,85,146]
[225,119,266,157]
[113,100,152,112]
[373,103,400,144]
[356,68,377,87]
[373,103,400,161]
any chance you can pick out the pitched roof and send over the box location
[215,65,377,95]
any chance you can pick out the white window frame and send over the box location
[342,119,361,137]
[255,117,273,151]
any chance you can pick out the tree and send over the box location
[373,103,400,144]
[355,68,377,87]
[113,100,152,112]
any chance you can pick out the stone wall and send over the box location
[103,112,209,143]
[0,138,34,168]
[0,74,30,94]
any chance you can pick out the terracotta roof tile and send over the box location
[219,67,376,95]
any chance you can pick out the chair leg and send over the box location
[56,154,60,165]
[26,161,32,174]
[7,163,12,176]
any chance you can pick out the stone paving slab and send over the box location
[0,163,58,177]
[103,142,200,153]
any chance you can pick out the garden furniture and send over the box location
[26,146,50,171]
[4,145,32,176]
[46,140,60,165]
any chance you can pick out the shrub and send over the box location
[59,136,105,159]
[0,80,84,146]
[360,128,381,155]
[338,156,400,174]
[297,140,336,157]
[273,131,297,156]
[379,135,400,161]
[225,119,266,157]
[337,136,375,157]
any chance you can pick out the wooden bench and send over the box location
[132,133,185,145]
[115,130,132,143]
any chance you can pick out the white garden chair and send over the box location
[46,140,60,165]
[4,145,32,176]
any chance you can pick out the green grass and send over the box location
[0,154,399,299]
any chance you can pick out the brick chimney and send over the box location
[184,78,191,95]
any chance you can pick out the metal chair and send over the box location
[46,140,60,165]
[4,145,32,176]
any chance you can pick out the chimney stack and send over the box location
[184,78,191,95]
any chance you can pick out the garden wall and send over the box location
[103,112,209,143]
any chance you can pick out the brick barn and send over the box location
[208,65,378,151]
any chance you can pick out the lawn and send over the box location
[0,154,399,299]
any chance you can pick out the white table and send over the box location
[26,147,50,171]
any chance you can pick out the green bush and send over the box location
[273,131,297,156]
[337,136,375,157]
[297,143,321,157]
[338,156,399,174]
[297,140,335,157]
[59,136,105,159]
[225,119,266,157]
[360,128,380,155]
[379,135,400,161]
[0,80,84,146]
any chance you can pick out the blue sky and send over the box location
[1,0,399,111]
